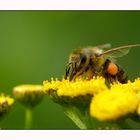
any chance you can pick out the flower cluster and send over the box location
[0,93,14,117]
[43,77,140,121]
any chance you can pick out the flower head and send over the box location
[44,77,107,97]
[110,78,140,94]
[89,78,140,121]
[43,77,107,107]
[13,85,44,108]
[90,88,139,121]
[131,78,140,94]
[43,78,62,93]
[0,93,14,117]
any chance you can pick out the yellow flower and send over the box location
[43,77,107,97]
[131,78,140,93]
[0,93,14,116]
[43,78,63,93]
[111,78,140,94]
[13,84,44,108]
[90,87,139,121]
[137,102,140,116]
[0,93,14,105]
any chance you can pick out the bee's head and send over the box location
[65,53,87,81]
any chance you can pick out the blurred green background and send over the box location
[0,11,140,129]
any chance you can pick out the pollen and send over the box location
[107,62,118,75]
[43,77,107,98]
[43,78,64,93]
[131,78,140,94]
[58,77,107,97]
[111,78,140,94]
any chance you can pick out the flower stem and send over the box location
[25,108,32,129]
[63,105,93,129]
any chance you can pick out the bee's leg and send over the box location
[64,65,70,79]
[73,64,93,80]
[116,66,128,84]
[93,66,104,77]
[102,59,117,84]
[65,63,76,80]
[103,59,128,84]
[69,63,78,81]
[108,63,128,84]
[72,68,87,80]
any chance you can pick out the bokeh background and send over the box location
[0,11,140,129]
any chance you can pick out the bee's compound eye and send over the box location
[107,62,118,75]
[80,55,87,63]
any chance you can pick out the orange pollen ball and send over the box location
[107,62,118,76]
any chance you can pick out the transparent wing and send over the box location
[94,43,111,49]
[86,44,111,55]
[87,43,111,51]
[100,44,140,58]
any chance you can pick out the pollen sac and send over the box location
[13,85,44,108]
[0,93,14,117]
[107,62,118,76]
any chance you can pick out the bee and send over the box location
[64,44,140,84]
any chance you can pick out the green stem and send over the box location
[25,108,33,129]
[63,105,93,129]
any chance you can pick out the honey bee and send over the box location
[64,44,140,84]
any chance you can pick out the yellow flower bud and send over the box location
[13,85,44,108]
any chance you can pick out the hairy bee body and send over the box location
[102,59,128,84]
[65,44,139,84]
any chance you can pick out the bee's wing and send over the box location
[94,43,111,49]
[100,44,140,58]
[87,44,111,55]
